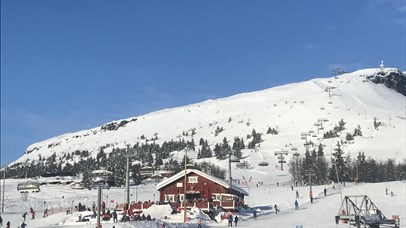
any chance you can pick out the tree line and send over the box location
[288,141,406,185]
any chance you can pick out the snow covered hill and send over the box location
[10,68,406,170]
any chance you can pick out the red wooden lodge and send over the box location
[155,169,248,212]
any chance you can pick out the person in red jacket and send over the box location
[30,207,36,219]
[102,201,106,214]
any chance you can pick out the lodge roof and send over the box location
[155,169,248,196]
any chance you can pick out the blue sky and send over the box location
[1,0,405,166]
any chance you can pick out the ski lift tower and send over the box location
[228,149,240,187]
[124,144,137,210]
[325,86,336,97]
[274,149,289,171]
[335,195,400,228]
[292,151,300,186]
[301,132,311,148]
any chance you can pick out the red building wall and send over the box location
[159,172,229,202]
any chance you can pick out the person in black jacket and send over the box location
[234,215,239,227]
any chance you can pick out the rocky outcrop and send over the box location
[366,69,406,96]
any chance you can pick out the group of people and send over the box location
[225,213,239,227]
[385,187,395,196]
[0,208,36,228]
[131,213,152,221]
[292,187,329,210]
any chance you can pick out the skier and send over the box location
[197,218,202,228]
[274,204,279,214]
[6,221,10,228]
[22,212,27,221]
[113,210,118,223]
[253,210,257,220]
[228,214,233,227]
[296,190,299,198]
[102,201,106,214]
[291,185,294,191]
[309,191,313,204]
[21,221,27,228]
[0,215,2,226]
[385,187,388,195]
[294,200,299,210]
[30,207,36,219]
[91,210,96,219]
[324,188,327,196]
[234,214,239,227]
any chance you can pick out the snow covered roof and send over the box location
[155,169,249,196]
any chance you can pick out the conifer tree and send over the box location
[329,142,347,182]
[315,144,328,184]
[353,125,362,137]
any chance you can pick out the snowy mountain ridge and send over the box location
[11,68,406,168]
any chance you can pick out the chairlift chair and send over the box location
[236,162,246,169]
[229,155,240,163]
[258,161,269,167]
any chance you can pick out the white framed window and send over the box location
[188,176,198,183]
[164,194,175,203]
[176,182,183,188]
[212,194,221,201]
[179,194,185,202]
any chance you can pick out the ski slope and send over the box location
[11,68,406,171]
[1,178,405,227]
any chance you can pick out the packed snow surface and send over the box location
[1,178,405,227]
